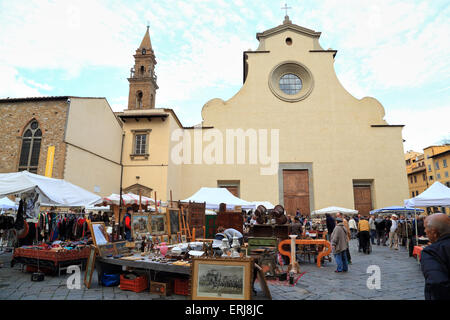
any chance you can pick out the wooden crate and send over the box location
[247,237,278,255]
[150,280,173,296]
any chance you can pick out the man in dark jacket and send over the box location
[420,213,450,300]
[384,216,392,246]
[375,215,386,246]
[326,213,336,240]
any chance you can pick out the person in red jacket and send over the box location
[123,207,133,241]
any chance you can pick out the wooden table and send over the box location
[277,239,332,268]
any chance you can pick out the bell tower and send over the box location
[127,26,158,110]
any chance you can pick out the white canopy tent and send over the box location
[0,171,101,207]
[404,181,450,208]
[85,205,111,211]
[0,196,18,210]
[181,187,256,210]
[311,206,358,216]
[102,193,155,206]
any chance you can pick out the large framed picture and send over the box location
[131,213,150,238]
[97,243,116,258]
[84,245,97,289]
[191,257,253,300]
[150,214,167,235]
[168,208,180,235]
[88,221,109,247]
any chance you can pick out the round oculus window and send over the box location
[268,61,314,102]
[279,74,302,95]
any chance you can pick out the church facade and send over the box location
[119,17,409,215]
[0,18,409,215]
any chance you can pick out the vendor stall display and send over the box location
[12,240,91,275]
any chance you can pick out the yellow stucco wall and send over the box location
[121,112,170,201]
[176,26,409,210]
[64,98,123,196]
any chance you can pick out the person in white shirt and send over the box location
[349,217,357,239]
[388,214,399,250]
[369,216,377,245]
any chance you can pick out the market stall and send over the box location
[404,181,450,262]
[0,171,102,276]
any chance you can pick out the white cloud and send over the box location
[385,104,450,151]
[0,65,42,98]
[24,79,53,91]
[0,0,448,151]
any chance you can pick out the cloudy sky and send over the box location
[0,0,449,152]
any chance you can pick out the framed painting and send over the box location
[89,221,109,247]
[84,245,97,289]
[114,241,128,255]
[97,243,116,258]
[181,234,187,243]
[150,214,167,235]
[168,208,180,236]
[161,234,169,244]
[131,213,150,238]
[191,257,253,300]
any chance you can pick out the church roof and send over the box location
[139,26,152,50]
[256,15,321,40]
[0,96,105,103]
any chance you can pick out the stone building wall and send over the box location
[0,99,68,178]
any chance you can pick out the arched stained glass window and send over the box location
[18,120,42,174]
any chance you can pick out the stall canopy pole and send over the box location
[139,188,142,213]
[414,207,420,264]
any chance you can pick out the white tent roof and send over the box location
[182,187,256,210]
[404,181,450,207]
[0,171,101,207]
[102,193,155,206]
[251,201,275,210]
[0,196,18,210]
[85,205,111,211]
[311,206,358,216]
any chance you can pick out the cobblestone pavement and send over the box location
[0,240,425,300]
[259,240,425,300]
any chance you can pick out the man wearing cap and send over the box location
[123,207,133,241]
[388,214,399,250]
[420,213,450,300]
[330,217,349,272]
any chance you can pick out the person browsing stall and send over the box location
[223,227,244,246]
[123,207,133,241]
[330,217,349,273]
